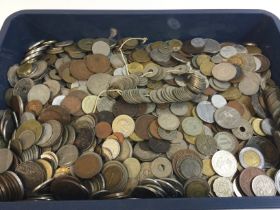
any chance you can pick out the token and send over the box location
[112,115,135,138]
[27,84,50,105]
[123,157,141,178]
[213,177,233,197]
[73,152,103,179]
[212,63,237,82]
[182,117,203,136]
[214,106,241,129]
[252,175,276,196]
[211,94,227,108]
[212,150,237,177]
[151,157,172,178]
[157,113,180,131]
[239,147,264,169]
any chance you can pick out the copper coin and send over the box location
[25,100,43,116]
[239,167,265,196]
[149,120,161,139]
[38,105,71,124]
[69,59,92,80]
[61,95,82,115]
[227,100,245,116]
[95,121,112,139]
[85,54,111,73]
[73,152,103,179]
[135,114,156,140]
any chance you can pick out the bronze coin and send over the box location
[15,161,46,193]
[50,175,89,200]
[135,114,156,140]
[74,127,95,152]
[239,167,265,196]
[148,138,170,153]
[227,100,245,116]
[68,90,88,101]
[73,152,103,179]
[95,121,112,139]
[136,103,148,116]
[95,111,115,124]
[148,120,161,139]
[69,59,92,80]
[85,54,111,73]
[61,95,82,115]
[38,105,71,124]
[25,100,43,116]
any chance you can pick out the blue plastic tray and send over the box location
[0,9,280,209]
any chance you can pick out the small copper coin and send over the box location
[95,121,112,139]
[61,95,81,115]
[25,100,43,116]
[227,100,245,116]
[149,120,161,139]
[73,152,103,179]
[85,54,111,73]
[239,167,265,196]
[135,114,156,140]
[69,59,92,80]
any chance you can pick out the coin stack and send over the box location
[0,36,280,201]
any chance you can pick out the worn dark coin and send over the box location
[148,138,170,153]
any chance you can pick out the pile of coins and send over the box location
[1,35,280,201]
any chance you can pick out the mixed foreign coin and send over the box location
[0,36,280,200]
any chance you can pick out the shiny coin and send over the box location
[102,138,120,159]
[239,147,264,169]
[196,101,216,123]
[213,177,233,197]
[212,150,237,177]
[251,175,276,196]
[81,95,98,114]
[211,94,227,108]
[220,46,237,58]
